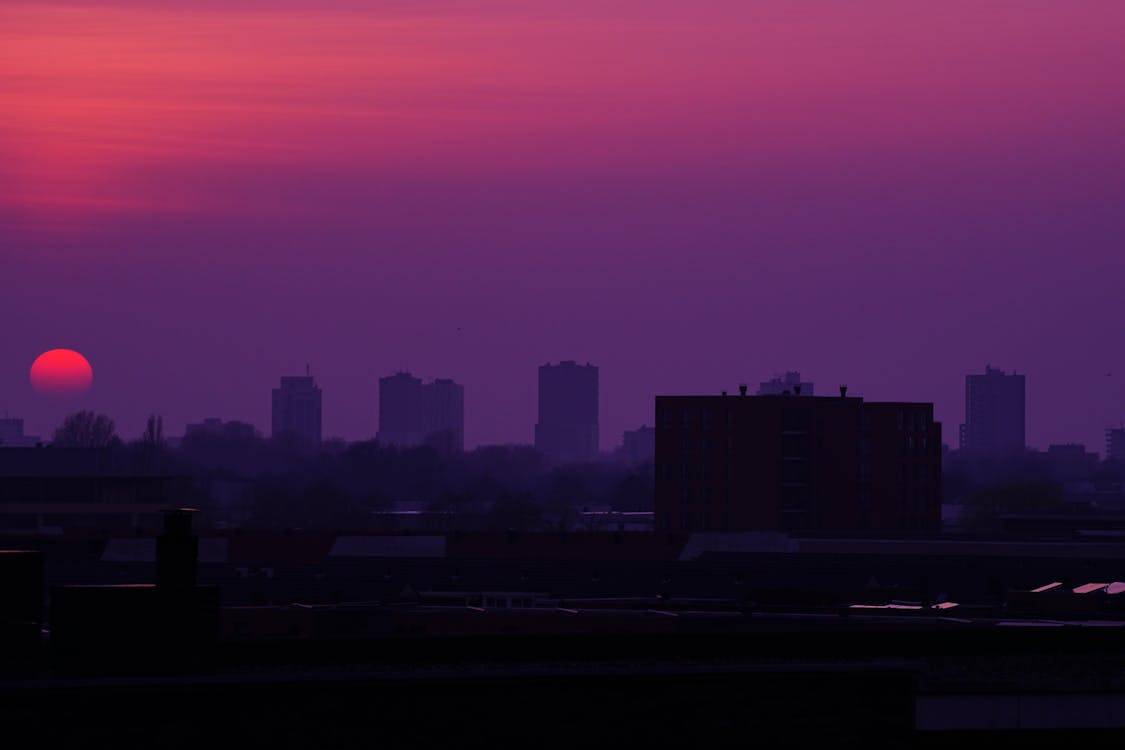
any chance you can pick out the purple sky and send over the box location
[3,1,1125,450]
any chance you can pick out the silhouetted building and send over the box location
[377,372,464,453]
[654,389,942,533]
[1045,443,1099,482]
[424,378,465,454]
[0,447,176,533]
[0,418,40,448]
[959,366,1025,457]
[271,375,322,444]
[621,425,655,466]
[378,372,425,447]
[535,361,598,463]
[1108,428,1125,463]
[185,418,257,442]
[758,372,814,396]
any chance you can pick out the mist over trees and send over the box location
[71,422,653,532]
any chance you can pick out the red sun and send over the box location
[30,349,93,396]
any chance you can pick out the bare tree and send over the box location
[52,411,118,448]
[142,414,164,449]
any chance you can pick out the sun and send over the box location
[30,349,93,396]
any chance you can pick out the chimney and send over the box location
[839,385,848,398]
[738,384,747,396]
[721,390,728,397]
[157,508,199,590]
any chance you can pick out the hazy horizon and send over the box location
[3,1,1124,450]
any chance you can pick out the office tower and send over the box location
[654,387,942,533]
[535,361,598,463]
[959,366,1026,457]
[757,371,814,396]
[270,375,322,444]
[377,372,464,454]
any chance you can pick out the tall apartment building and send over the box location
[535,361,598,463]
[960,366,1026,457]
[271,375,322,445]
[654,388,941,534]
[377,372,464,454]
[423,378,465,454]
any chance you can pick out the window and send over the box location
[682,409,693,429]
[661,408,673,430]
[702,410,712,431]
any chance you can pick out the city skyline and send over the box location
[6,358,1125,458]
[3,1,1125,452]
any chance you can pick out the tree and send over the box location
[52,411,118,448]
[142,414,164,449]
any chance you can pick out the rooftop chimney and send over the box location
[738,384,747,396]
[839,385,848,398]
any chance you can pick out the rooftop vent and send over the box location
[840,385,848,397]
[738,384,747,396]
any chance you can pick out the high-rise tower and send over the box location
[960,366,1025,457]
[535,361,598,463]
[271,375,322,444]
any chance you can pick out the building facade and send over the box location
[377,372,464,453]
[621,425,655,466]
[654,390,941,534]
[535,361,599,463]
[423,378,465,454]
[1108,428,1125,463]
[377,372,425,448]
[270,376,322,444]
[960,366,1025,457]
